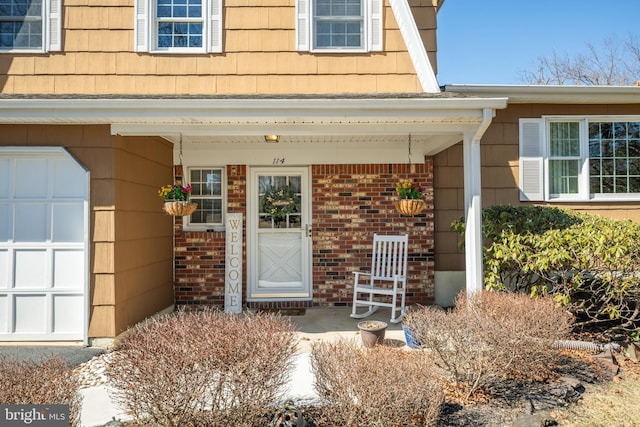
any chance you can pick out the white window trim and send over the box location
[296,0,382,53]
[545,118,587,201]
[519,115,640,203]
[0,0,61,53]
[135,0,222,53]
[182,166,227,232]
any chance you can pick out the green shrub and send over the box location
[403,291,573,402]
[311,340,443,426]
[106,309,298,427]
[452,205,640,337]
[451,205,582,243]
[0,357,81,426]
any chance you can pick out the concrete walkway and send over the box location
[1,308,409,427]
[0,344,105,365]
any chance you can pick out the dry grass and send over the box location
[554,359,640,427]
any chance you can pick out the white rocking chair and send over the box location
[351,234,409,323]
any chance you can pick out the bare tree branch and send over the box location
[521,34,640,85]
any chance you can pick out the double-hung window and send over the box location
[184,167,225,229]
[315,0,363,49]
[520,117,640,201]
[296,0,382,52]
[0,0,61,52]
[134,0,222,53]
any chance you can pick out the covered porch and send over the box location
[0,93,507,341]
[108,94,507,307]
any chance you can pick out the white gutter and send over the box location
[0,97,508,124]
[389,0,440,93]
[445,84,640,104]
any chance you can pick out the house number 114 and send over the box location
[273,158,285,165]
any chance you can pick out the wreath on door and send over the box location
[262,185,298,221]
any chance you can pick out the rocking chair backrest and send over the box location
[370,234,408,280]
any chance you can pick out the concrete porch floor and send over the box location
[287,306,408,352]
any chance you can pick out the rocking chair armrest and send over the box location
[353,271,372,277]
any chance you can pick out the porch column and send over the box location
[463,132,483,294]
[463,108,494,294]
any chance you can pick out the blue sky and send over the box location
[436,0,639,85]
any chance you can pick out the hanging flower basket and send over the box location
[394,199,426,216]
[394,180,426,216]
[158,184,197,216]
[163,201,197,216]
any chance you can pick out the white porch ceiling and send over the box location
[0,95,508,157]
[160,133,465,157]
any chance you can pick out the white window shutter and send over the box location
[519,119,545,201]
[47,0,62,51]
[208,0,222,52]
[369,0,383,51]
[296,0,310,51]
[135,0,150,52]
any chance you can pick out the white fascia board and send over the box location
[112,122,483,137]
[0,97,507,124]
[445,84,640,104]
[389,0,440,93]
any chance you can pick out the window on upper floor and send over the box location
[520,117,640,202]
[134,0,222,53]
[184,166,226,229]
[296,0,382,52]
[0,0,61,52]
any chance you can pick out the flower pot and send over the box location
[394,199,426,216]
[163,201,197,216]
[357,320,388,348]
[402,323,421,349]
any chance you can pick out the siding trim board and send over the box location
[389,0,439,92]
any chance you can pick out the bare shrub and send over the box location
[311,339,443,426]
[462,291,573,380]
[0,357,81,426]
[106,308,298,426]
[404,291,573,401]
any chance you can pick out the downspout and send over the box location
[473,108,494,143]
[464,108,494,294]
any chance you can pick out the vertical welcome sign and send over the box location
[225,213,243,313]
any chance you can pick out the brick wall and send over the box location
[174,162,435,309]
[174,165,246,306]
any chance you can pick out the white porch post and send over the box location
[463,108,494,294]
[463,132,483,294]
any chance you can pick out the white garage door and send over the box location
[0,148,89,342]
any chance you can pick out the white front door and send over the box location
[0,148,89,342]
[248,167,312,300]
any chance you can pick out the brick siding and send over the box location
[174,162,435,309]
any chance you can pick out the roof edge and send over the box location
[444,84,640,104]
[0,95,508,124]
